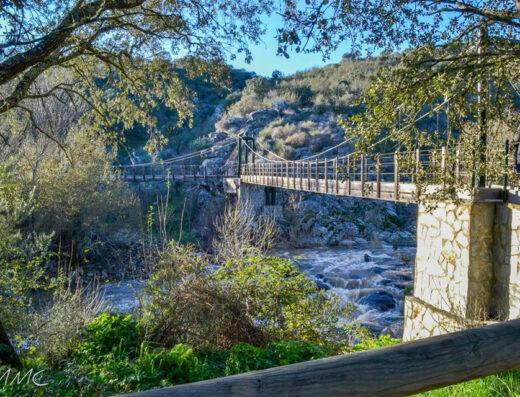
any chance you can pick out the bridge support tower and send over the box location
[404,198,520,340]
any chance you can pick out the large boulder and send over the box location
[358,291,396,311]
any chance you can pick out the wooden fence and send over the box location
[121,318,520,397]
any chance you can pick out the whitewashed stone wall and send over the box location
[404,200,514,341]
[492,203,520,319]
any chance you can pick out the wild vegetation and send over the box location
[1,0,520,395]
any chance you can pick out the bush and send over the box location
[139,243,262,350]
[213,255,350,345]
[190,136,211,151]
[74,313,139,365]
[32,271,104,365]
[22,128,139,260]
[286,131,311,148]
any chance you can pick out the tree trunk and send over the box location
[0,320,22,369]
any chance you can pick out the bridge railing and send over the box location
[116,162,237,182]
[240,145,516,200]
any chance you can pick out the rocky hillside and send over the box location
[184,54,417,249]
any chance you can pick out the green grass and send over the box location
[418,370,520,396]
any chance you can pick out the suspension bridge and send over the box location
[116,107,520,396]
[116,135,514,204]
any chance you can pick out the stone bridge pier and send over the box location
[404,198,520,340]
[224,178,282,216]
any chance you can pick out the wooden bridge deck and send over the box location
[241,174,416,203]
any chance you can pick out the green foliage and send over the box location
[350,334,399,352]
[139,243,261,350]
[74,313,139,365]
[0,160,51,331]
[418,369,520,397]
[190,136,212,151]
[225,340,330,375]
[20,128,139,260]
[213,255,349,345]
[228,77,272,115]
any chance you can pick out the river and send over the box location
[102,244,415,337]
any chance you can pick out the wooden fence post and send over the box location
[293,161,296,189]
[307,161,311,191]
[360,154,365,197]
[335,157,339,194]
[441,146,446,186]
[394,151,399,201]
[455,149,461,183]
[376,155,381,199]
[315,159,319,192]
[324,159,328,193]
[347,155,351,196]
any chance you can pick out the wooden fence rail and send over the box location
[121,319,520,397]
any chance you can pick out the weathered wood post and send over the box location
[394,151,399,201]
[347,155,351,196]
[441,146,447,186]
[414,148,420,184]
[286,161,289,188]
[324,159,328,193]
[360,154,365,197]
[503,140,509,195]
[315,159,319,192]
[307,160,311,191]
[293,161,296,189]
[455,148,461,183]
[376,154,381,199]
[335,157,339,194]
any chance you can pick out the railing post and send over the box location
[335,157,339,194]
[347,155,351,196]
[237,137,242,178]
[307,160,311,191]
[360,154,365,197]
[414,148,420,184]
[455,148,460,183]
[441,146,446,186]
[286,161,289,188]
[315,159,319,192]
[324,159,328,193]
[293,161,296,189]
[298,162,302,190]
[504,140,510,199]
[394,151,399,201]
[376,154,381,199]
[142,165,145,181]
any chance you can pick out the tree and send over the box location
[0,0,274,150]
[277,1,520,194]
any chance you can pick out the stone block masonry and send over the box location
[404,199,520,341]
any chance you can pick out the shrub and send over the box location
[286,131,311,148]
[74,313,139,364]
[139,243,263,350]
[212,255,349,345]
[190,136,211,151]
[32,271,104,365]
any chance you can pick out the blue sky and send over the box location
[228,14,350,77]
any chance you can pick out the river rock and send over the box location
[339,239,355,247]
[380,323,404,338]
[314,279,331,291]
[358,291,396,311]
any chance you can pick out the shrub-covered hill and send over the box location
[213,54,401,161]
